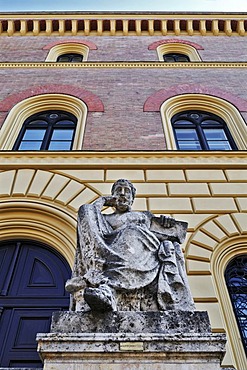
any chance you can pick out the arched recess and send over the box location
[156,42,202,62]
[0,94,88,150]
[186,212,247,369]
[148,39,204,51]
[160,94,247,150]
[212,240,247,370]
[43,40,97,61]
[0,200,76,267]
[0,167,104,263]
[45,42,90,62]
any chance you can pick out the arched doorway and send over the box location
[0,240,71,367]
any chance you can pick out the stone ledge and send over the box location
[37,331,226,370]
[37,331,226,353]
[50,310,211,334]
[37,311,226,370]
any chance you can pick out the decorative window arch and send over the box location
[160,94,247,150]
[45,42,89,62]
[212,240,247,370]
[156,42,201,62]
[0,94,87,150]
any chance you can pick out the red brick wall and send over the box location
[1,35,247,62]
[0,35,247,150]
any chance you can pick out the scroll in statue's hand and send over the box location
[159,215,176,228]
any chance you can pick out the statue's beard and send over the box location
[115,197,131,211]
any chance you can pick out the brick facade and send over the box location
[0,35,247,150]
[0,13,247,369]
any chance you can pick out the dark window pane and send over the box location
[18,141,43,150]
[51,129,74,140]
[57,53,83,63]
[48,141,72,150]
[163,55,175,62]
[177,55,189,62]
[164,53,190,62]
[57,56,70,62]
[14,110,77,151]
[28,120,48,126]
[201,119,221,126]
[172,110,237,151]
[175,128,199,141]
[71,56,83,62]
[177,141,202,150]
[203,128,228,141]
[207,141,232,150]
[22,129,46,141]
[174,120,194,126]
[55,120,75,126]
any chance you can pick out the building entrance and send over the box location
[0,240,71,367]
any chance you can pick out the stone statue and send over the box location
[66,179,195,312]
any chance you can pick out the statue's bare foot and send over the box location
[84,285,116,312]
[65,277,86,293]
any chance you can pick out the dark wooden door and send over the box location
[0,240,71,368]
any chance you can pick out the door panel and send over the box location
[10,242,69,296]
[0,241,71,367]
[3,308,57,366]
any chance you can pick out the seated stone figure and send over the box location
[66,179,195,312]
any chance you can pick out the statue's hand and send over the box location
[104,196,117,207]
[93,196,116,209]
[159,215,176,228]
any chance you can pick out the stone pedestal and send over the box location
[37,311,226,370]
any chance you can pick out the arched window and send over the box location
[163,53,190,62]
[13,110,77,151]
[171,110,237,150]
[225,255,247,356]
[155,42,201,62]
[45,43,89,62]
[57,53,83,63]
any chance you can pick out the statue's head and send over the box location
[111,179,136,198]
[111,179,136,212]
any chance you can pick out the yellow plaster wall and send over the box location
[0,151,246,368]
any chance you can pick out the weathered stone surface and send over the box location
[67,179,195,312]
[38,331,226,354]
[37,181,226,369]
[37,331,226,370]
[51,310,211,334]
[38,310,226,370]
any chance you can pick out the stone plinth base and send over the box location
[37,311,226,370]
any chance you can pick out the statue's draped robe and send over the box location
[73,203,195,311]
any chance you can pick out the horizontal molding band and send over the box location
[1,62,247,69]
[0,14,246,37]
[0,151,246,169]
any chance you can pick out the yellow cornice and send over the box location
[0,13,246,37]
[0,151,246,169]
[1,62,247,69]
